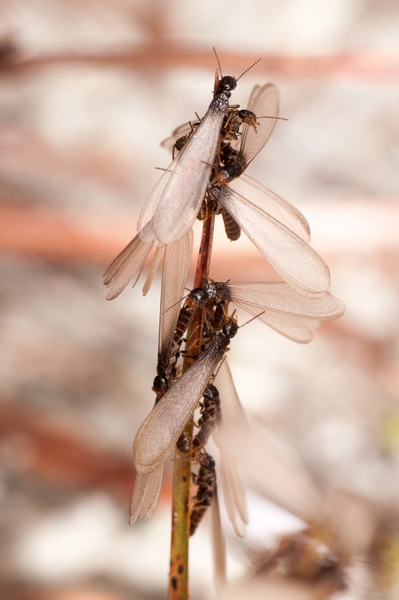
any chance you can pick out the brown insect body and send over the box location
[193,384,221,450]
[190,452,217,536]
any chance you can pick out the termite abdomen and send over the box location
[190,452,217,536]
[193,384,221,449]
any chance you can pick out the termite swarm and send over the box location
[102,50,345,594]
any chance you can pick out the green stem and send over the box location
[168,214,215,599]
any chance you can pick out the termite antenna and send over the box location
[258,115,290,122]
[155,166,174,173]
[239,311,265,328]
[237,58,262,81]
[161,294,188,315]
[212,47,223,78]
[214,356,227,379]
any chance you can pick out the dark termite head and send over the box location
[200,453,216,471]
[189,287,209,305]
[222,318,239,340]
[216,75,237,95]
[203,384,219,401]
[152,374,168,395]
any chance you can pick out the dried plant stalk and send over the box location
[168,214,215,599]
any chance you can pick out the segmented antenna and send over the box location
[239,311,266,328]
[237,58,262,81]
[212,47,223,78]
[258,115,290,122]
[212,48,262,82]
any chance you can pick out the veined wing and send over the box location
[103,221,159,300]
[153,107,226,244]
[239,83,280,166]
[228,282,345,320]
[133,335,229,474]
[235,307,315,343]
[137,158,177,232]
[213,361,248,537]
[218,187,330,298]
[129,466,163,524]
[159,230,193,357]
[211,488,226,589]
[234,175,311,242]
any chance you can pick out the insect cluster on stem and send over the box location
[103,49,345,587]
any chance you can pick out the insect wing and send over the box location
[213,361,248,536]
[214,360,248,433]
[159,230,193,357]
[236,306,315,343]
[211,488,227,589]
[103,221,157,300]
[228,282,345,320]
[219,187,330,298]
[239,421,324,523]
[153,107,226,245]
[240,83,280,166]
[219,453,247,537]
[133,336,227,473]
[142,244,163,296]
[237,174,311,242]
[129,466,163,524]
[137,159,178,232]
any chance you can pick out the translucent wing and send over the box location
[219,453,247,537]
[236,307,315,343]
[153,107,226,245]
[211,488,227,590]
[103,221,159,300]
[214,361,248,537]
[159,230,193,357]
[137,162,177,232]
[142,244,163,297]
[236,175,311,242]
[219,187,330,298]
[239,83,280,166]
[228,282,345,320]
[129,466,163,524]
[133,335,228,473]
[229,420,324,523]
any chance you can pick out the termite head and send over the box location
[203,384,219,401]
[217,75,237,96]
[200,454,216,471]
[152,374,169,395]
[190,287,209,305]
[222,318,239,340]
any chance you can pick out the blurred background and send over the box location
[0,0,399,598]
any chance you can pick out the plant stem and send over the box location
[168,214,215,599]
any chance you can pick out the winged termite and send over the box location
[129,234,193,524]
[192,384,221,450]
[169,280,344,345]
[133,315,238,474]
[104,55,260,299]
[199,81,331,298]
[190,451,217,536]
[141,53,261,247]
[164,83,282,242]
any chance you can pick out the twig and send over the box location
[168,214,215,599]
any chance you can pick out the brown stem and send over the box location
[168,214,215,599]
